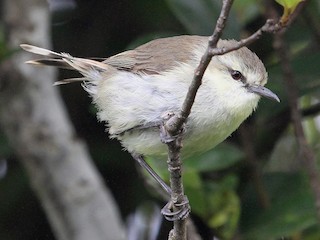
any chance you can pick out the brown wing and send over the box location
[104,35,208,75]
[21,35,209,77]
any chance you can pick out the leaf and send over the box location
[208,190,240,240]
[275,0,304,9]
[183,143,243,172]
[183,170,207,216]
[205,175,240,239]
[275,0,305,24]
[165,0,240,38]
[241,173,318,239]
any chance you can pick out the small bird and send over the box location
[21,35,279,220]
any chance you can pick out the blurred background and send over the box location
[1,0,320,239]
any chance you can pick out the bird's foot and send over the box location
[161,195,190,221]
[160,111,186,144]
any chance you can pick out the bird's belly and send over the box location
[181,114,244,157]
[95,71,257,159]
[118,111,246,160]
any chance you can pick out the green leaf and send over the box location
[275,0,304,9]
[184,143,243,172]
[184,170,207,216]
[241,173,318,239]
[205,175,240,239]
[275,0,305,24]
[208,190,240,240]
[165,0,240,38]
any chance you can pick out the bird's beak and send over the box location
[247,85,280,102]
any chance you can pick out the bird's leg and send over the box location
[131,153,172,195]
[131,154,190,221]
[160,111,190,221]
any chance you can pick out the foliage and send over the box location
[241,173,317,239]
[276,0,306,24]
[165,0,240,38]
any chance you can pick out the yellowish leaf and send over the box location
[275,0,305,24]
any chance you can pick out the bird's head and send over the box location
[204,40,280,107]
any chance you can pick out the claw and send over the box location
[174,197,189,207]
[160,124,176,143]
[159,111,187,144]
[161,195,190,221]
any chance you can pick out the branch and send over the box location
[209,19,281,56]
[165,1,235,239]
[165,0,234,135]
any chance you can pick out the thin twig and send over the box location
[165,1,235,239]
[165,0,235,135]
[209,19,282,56]
[167,134,187,240]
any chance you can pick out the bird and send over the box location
[21,35,279,220]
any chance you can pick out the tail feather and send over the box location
[20,44,115,86]
[25,59,72,69]
[20,44,64,58]
[54,78,86,85]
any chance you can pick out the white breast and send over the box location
[90,63,259,160]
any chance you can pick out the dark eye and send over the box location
[230,70,243,81]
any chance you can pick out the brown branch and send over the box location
[165,0,235,135]
[165,1,235,239]
[166,134,187,240]
[209,19,281,56]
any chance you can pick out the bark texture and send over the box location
[0,1,126,239]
